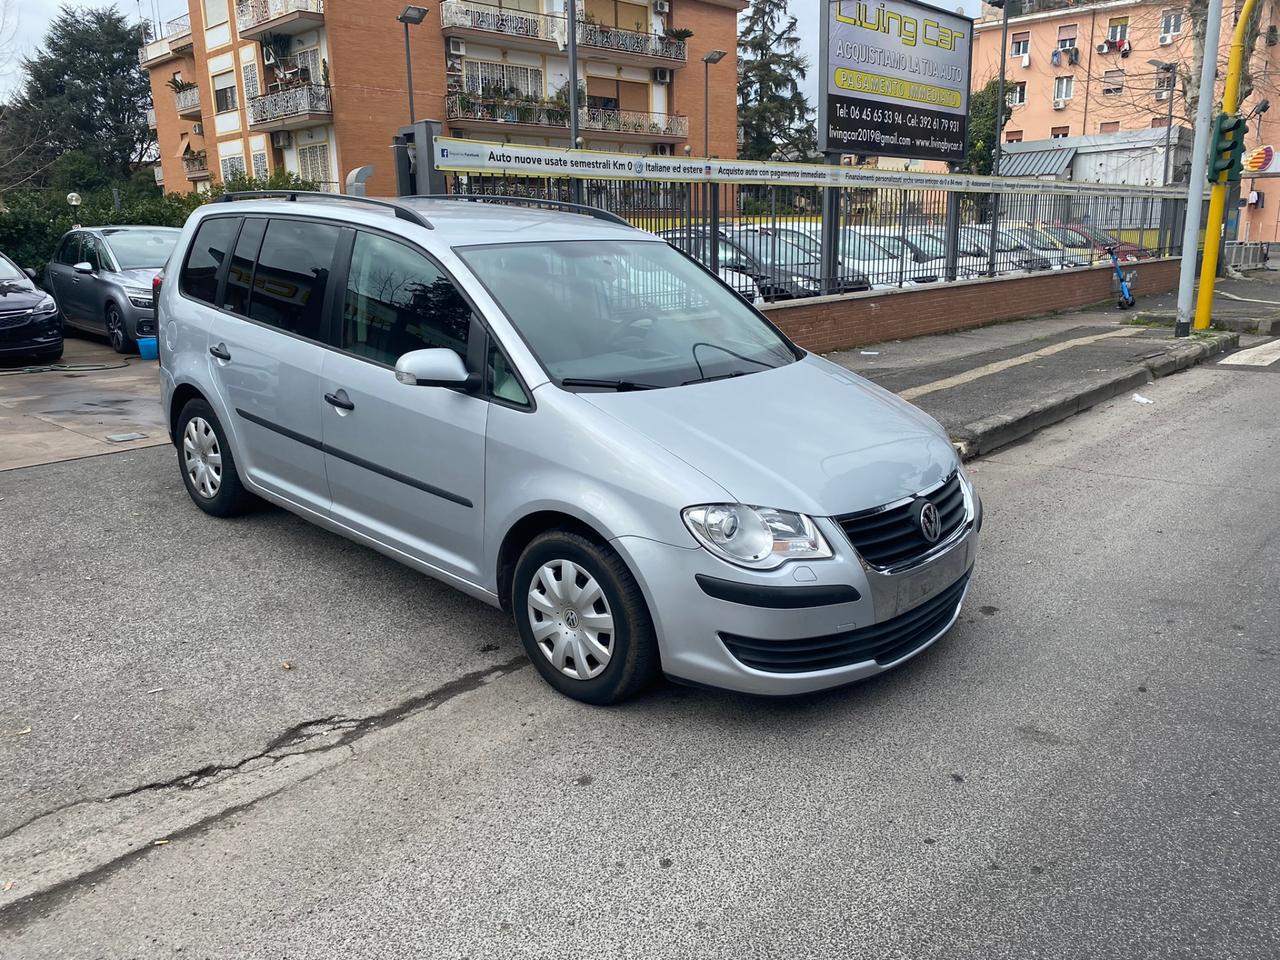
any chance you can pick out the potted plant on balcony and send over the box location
[663,27,693,41]
[167,77,196,93]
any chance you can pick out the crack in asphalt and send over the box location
[0,655,530,927]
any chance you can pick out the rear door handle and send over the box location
[324,391,355,411]
[209,343,230,361]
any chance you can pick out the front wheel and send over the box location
[106,302,134,354]
[512,531,659,705]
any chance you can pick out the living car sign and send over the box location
[820,0,973,163]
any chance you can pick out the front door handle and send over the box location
[324,391,355,411]
[209,343,230,361]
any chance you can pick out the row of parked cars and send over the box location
[661,220,1155,303]
[0,226,179,362]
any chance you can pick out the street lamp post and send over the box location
[398,5,429,125]
[1148,59,1176,185]
[702,49,727,157]
[987,0,1012,276]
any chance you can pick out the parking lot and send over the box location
[3,354,1278,957]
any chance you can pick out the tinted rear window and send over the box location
[246,219,341,341]
[224,218,266,315]
[181,218,239,304]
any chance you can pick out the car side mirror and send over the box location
[395,348,477,391]
[23,267,38,282]
[73,261,94,275]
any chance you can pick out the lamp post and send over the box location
[1148,59,1176,185]
[986,0,1012,276]
[702,49,727,157]
[398,5,428,125]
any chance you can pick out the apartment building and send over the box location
[141,0,743,197]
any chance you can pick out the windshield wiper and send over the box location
[560,377,662,392]
[682,370,751,386]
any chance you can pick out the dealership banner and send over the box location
[432,138,1189,198]
[821,0,971,162]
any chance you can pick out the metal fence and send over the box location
[1224,240,1270,271]
[447,171,1188,302]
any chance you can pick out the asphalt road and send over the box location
[3,359,1279,958]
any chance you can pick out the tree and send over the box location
[964,78,1011,175]
[5,5,154,190]
[737,0,817,161]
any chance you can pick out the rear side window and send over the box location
[181,217,239,304]
[248,218,341,341]
[223,217,265,315]
[339,231,472,364]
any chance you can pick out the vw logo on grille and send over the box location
[917,500,942,544]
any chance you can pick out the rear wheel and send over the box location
[106,302,134,354]
[512,530,659,705]
[176,399,253,517]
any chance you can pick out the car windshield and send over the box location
[726,232,815,268]
[1068,224,1117,245]
[839,232,895,261]
[0,255,24,281]
[1042,225,1090,246]
[458,240,799,389]
[961,227,1021,253]
[871,235,908,257]
[906,233,949,258]
[102,229,180,270]
[1008,227,1056,249]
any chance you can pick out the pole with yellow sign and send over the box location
[1194,0,1261,330]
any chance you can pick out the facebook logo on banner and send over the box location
[440,148,449,158]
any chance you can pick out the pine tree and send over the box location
[737,0,816,161]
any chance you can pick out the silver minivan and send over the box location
[159,193,981,704]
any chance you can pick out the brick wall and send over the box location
[762,258,1181,354]
[671,0,741,160]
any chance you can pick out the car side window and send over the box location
[340,231,473,366]
[223,217,266,315]
[181,217,240,305]
[486,338,529,407]
[247,218,341,340]
[84,237,109,273]
[56,236,79,265]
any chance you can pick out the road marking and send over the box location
[1218,337,1280,367]
[898,328,1142,401]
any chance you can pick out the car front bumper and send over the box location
[0,313,62,356]
[122,302,157,340]
[615,491,982,696]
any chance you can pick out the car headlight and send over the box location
[32,294,58,317]
[682,504,832,570]
[124,285,153,309]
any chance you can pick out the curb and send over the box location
[951,332,1238,461]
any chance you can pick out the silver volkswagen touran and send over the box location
[158,193,981,704]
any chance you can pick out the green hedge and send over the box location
[0,170,318,275]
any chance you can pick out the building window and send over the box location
[203,0,229,26]
[1057,24,1077,48]
[251,150,268,180]
[1108,16,1129,42]
[220,154,246,181]
[243,62,259,100]
[1005,130,1023,143]
[1054,76,1074,100]
[213,71,237,113]
[1051,126,1070,138]
[298,142,332,189]
[1161,9,1183,35]
[1102,69,1125,95]
[1011,31,1029,56]
[462,60,544,97]
[1152,116,1170,128]
[1099,121,1121,134]
[295,47,322,83]
[1007,82,1027,106]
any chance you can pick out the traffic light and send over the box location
[1208,112,1248,183]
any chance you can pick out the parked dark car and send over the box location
[43,226,180,353]
[0,251,62,362]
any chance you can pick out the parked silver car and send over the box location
[159,194,981,704]
[44,226,181,353]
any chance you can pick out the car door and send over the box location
[319,228,489,583]
[192,214,335,513]
[79,235,113,331]
[48,234,88,325]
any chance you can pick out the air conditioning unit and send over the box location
[1156,90,1170,101]
[653,143,673,155]
[448,37,465,57]
[271,130,293,149]
[1052,98,1067,110]
[1096,40,1111,54]
[1020,52,1030,68]
[654,0,670,12]
[653,67,672,84]
[1159,32,1174,45]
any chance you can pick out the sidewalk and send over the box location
[1132,265,1280,334]
[827,303,1243,460]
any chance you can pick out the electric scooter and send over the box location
[1106,245,1136,309]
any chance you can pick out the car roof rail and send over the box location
[212,191,433,230]
[409,193,630,227]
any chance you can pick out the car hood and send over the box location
[0,277,46,306]
[579,355,958,517]
[117,267,161,287]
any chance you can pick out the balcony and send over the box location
[247,82,332,131]
[147,107,157,128]
[235,0,325,39]
[174,85,201,117]
[183,152,210,180]
[445,93,687,143]
[138,14,192,67]
[154,166,164,185]
[439,0,686,67]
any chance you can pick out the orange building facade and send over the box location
[141,0,743,198]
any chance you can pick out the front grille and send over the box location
[836,472,966,569]
[0,309,32,330]
[720,572,970,674]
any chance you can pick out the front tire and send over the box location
[106,302,134,354]
[176,399,253,517]
[512,531,659,705]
